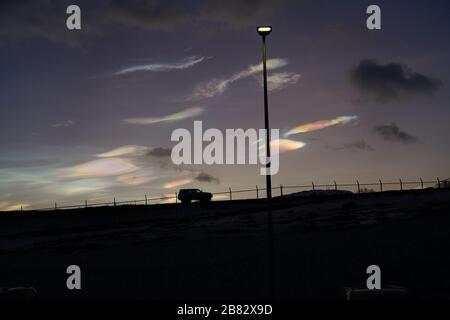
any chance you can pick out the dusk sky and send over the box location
[1,0,449,210]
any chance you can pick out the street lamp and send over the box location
[257,25,275,298]
[257,25,273,200]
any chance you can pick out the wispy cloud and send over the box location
[116,172,152,186]
[96,145,149,158]
[59,158,139,179]
[284,116,359,137]
[258,139,306,155]
[260,72,301,92]
[52,120,75,128]
[115,56,206,75]
[124,106,204,125]
[190,58,291,99]
[328,140,374,151]
[163,178,191,189]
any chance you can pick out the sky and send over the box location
[0,0,449,210]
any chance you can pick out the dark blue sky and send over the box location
[0,0,449,210]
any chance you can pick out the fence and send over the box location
[22,177,448,212]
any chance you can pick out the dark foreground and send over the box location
[1,188,450,300]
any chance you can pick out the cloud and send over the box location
[96,145,149,158]
[284,116,359,137]
[262,72,301,92]
[163,178,191,189]
[191,58,289,99]
[329,140,374,151]
[0,0,85,49]
[350,60,443,103]
[115,56,206,75]
[124,106,204,125]
[116,172,151,186]
[373,123,418,144]
[147,147,172,157]
[106,0,189,32]
[195,172,220,184]
[257,139,306,155]
[52,120,75,128]
[59,158,139,179]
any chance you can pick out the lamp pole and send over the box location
[257,25,275,299]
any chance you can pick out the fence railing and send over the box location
[14,177,449,212]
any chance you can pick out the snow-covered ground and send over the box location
[1,188,449,299]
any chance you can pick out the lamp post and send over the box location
[257,25,275,298]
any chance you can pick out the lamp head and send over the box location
[257,26,272,36]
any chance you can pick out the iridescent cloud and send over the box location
[163,179,191,189]
[284,116,359,137]
[96,145,149,158]
[258,139,306,155]
[117,173,152,186]
[124,107,204,125]
[59,158,139,179]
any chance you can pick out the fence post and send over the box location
[420,178,424,190]
[21,205,23,212]
[229,187,232,201]
[175,193,178,204]
[85,200,88,208]
[357,180,360,194]
[280,184,283,197]
[334,181,337,191]
[437,177,441,189]
[379,179,383,192]
[312,181,315,191]
[114,197,116,206]
[399,179,403,191]
[256,185,259,199]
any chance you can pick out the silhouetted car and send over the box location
[178,189,213,204]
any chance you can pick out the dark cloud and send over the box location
[373,123,418,144]
[0,0,284,47]
[106,0,189,32]
[329,140,374,151]
[195,171,220,184]
[350,60,443,103]
[147,147,172,157]
[201,0,282,29]
[0,0,85,49]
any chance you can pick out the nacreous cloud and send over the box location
[116,56,206,75]
[124,106,204,125]
[285,116,359,137]
[59,158,139,179]
[191,58,296,99]
[350,60,443,103]
[96,145,149,158]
